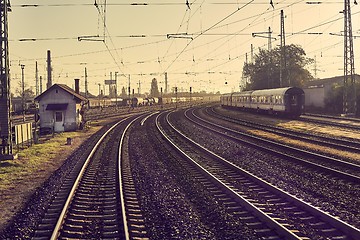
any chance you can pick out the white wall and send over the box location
[304,87,325,108]
[38,88,79,132]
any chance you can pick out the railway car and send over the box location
[11,98,38,115]
[221,87,305,117]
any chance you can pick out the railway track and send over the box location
[158,110,360,239]
[195,108,360,181]
[32,114,148,240]
[4,105,359,239]
[210,106,360,154]
[300,114,360,131]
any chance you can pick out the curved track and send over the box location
[156,110,360,240]
[197,108,360,181]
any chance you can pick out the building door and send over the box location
[54,111,64,132]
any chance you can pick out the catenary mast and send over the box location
[343,0,357,115]
[0,0,13,158]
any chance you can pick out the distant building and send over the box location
[34,84,88,133]
[303,75,360,109]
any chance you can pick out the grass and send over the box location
[0,131,83,190]
[0,129,97,231]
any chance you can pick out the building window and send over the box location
[55,112,62,122]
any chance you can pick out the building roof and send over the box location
[35,84,88,103]
[304,74,360,88]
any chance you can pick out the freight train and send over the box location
[220,87,305,117]
[88,95,220,109]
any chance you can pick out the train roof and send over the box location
[251,87,304,96]
[222,91,254,97]
[222,87,304,98]
[230,91,254,97]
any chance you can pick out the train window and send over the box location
[275,96,278,104]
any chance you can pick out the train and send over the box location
[220,87,305,117]
[88,95,220,109]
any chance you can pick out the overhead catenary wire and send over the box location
[162,0,255,73]
[10,0,357,94]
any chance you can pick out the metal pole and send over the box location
[21,64,25,121]
[35,61,39,96]
[175,87,178,109]
[0,0,13,157]
[98,83,101,107]
[84,67,88,98]
[128,74,131,98]
[115,72,118,107]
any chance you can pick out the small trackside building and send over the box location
[34,84,88,133]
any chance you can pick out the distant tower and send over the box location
[47,50,52,89]
[343,0,356,115]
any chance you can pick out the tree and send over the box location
[15,81,35,100]
[324,83,343,114]
[149,78,160,97]
[242,44,314,90]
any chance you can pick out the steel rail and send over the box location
[50,115,134,239]
[165,110,360,239]
[156,111,301,240]
[187,108,360,181]
[209,107,360,152]
[179,109,360,239]
[118,114,145,240]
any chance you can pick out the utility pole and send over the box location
[128,74,131,99]
[343,0,357,115]
[21,64,25,121]
[137,79,141,95]
[35,61,39,96]
[250,44,254,63]
[0,0,14,158]
[98,83,101,107]
[252,27,276,88]
[313,55,318,79]
[164,72,168,94]
[280,10,287,87]
[115,71,118,107]
[175,86,178,109]
[39,76,43,94]
[84,67,88,98]
[251,27,275,51]
[240,53,249,91]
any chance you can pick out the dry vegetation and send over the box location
[0,124,101,231]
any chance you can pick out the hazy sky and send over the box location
[8,0,360,96]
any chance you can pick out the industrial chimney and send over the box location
[74,78,80,94]
[46,50,52,89]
